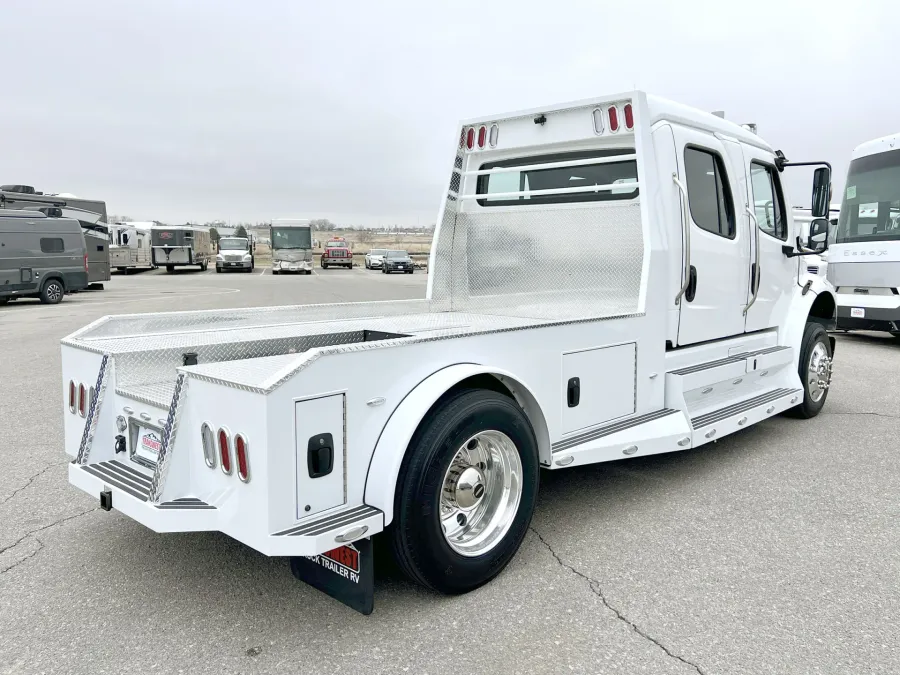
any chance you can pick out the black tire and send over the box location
[787,322,832,419]
[407,269,414,274]
[166,265,174,273]
[391,388,539,594]
[323,263,328,269]
[0,297,8,306]
[40,278,64,305]
[216,267,221,273]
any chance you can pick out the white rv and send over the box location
[109,222,154,272]
[829,134,900,337]
[59,91,837,615]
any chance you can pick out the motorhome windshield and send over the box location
[272,228,311,250]
[219,238,248,250]
[836,148,900,243]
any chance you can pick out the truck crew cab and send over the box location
[60,92,836,614]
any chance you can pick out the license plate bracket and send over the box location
[129,419,163,469]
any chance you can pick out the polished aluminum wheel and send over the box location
[807,342,833,402]
[439,430,523,557]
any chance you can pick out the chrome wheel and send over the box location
[807,342,832,402]
[440,430,522,557]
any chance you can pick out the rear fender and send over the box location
[363,363,549,526]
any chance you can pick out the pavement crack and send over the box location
[0,538,44,575]
[823,411,900,420]
[0,507,99,570]
[0,461,66,506]
[530,526,708,675]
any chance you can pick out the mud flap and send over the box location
[289,538,374,615]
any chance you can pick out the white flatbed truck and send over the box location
[60,91,837,614]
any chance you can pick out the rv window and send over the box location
[476,149,638,207]
[40,237,65,253]
[750,162,787,240]
[684,147,735,239]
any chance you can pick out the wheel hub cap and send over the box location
[451,466,486,509]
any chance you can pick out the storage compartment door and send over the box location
[295,394,346,519]
[561,343,636,434]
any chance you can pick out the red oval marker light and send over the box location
[78,384,86,417]
[236,435,250,482]
[477,126,487,149]
[69,380,76,414]
[608,106,619,132]
[623,103,634,130]
[466,127,475,150]
[218,429,232,474]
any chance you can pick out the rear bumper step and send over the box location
[69,461,383,555]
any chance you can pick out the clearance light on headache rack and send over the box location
[592,108,604,135]
[489,124,499,147]
[608,105,620,133]
[623,103,634,130]
[465,127,475,150]
[78,383,87,418]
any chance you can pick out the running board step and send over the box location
[690,387,802,448]
[552,409,680,453]
[670,346,790,376]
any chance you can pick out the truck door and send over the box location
[739,145,797,332]
[673,128,751,345]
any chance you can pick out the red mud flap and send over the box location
[290,538,374,615]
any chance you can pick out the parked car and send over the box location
[381,249,414,274]
[0,210,89,305]
[321,237,353,269]
[365,248,387,269]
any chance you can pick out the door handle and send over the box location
[744,207,761,315]
[567,377,580,408]
[685,265,697,302]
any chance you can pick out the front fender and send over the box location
[363,363,548,526]
[782,280,837,369]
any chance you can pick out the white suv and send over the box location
[365,248,387,270]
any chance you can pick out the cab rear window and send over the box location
[476,149,638,207]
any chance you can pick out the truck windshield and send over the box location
[272,228,311,249]
[836,148,900,243]
[218,239,248,250]
[476,149,638,207]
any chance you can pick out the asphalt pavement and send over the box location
[1,267,898,675]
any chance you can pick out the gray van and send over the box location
[0,211,89,305]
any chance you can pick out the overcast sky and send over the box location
[1,0,897,226]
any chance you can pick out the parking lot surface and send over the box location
[1,268,898,675]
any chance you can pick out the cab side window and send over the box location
[684,147,735,238]
[750,162,787,240]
